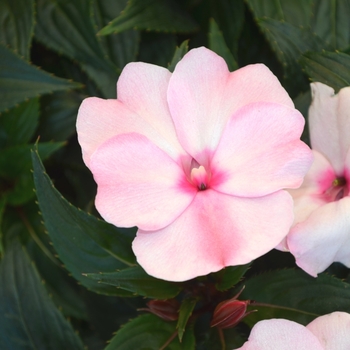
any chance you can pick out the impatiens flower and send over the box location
[235,311,350,349]
[283,82,350,276]
[76,47,312,282]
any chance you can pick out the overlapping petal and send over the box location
[132,189,294,281]
[210,102,312,197]
[236,319,323,350]
[167,47,294,163]
[309,82,350,174]
[287,197,350,276]
[307,312,350,349]
[90,133,196,231]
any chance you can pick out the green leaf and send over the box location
[0,98,39,148]
[32,148,137,296]
[246,0,313,27]
[0,43,80,113]
[208,19,238,72]
[106,314,195,350]
[240,269,350,326]
[35,0,119,98]
[311,0,350,50]
[85,266,181,299]
[214,264,250,292]
[168,40,189,73]
[93,0,140,70]
[257,18,322,71]
[37,91,81,142]
[0,142,64,206]
[0,242,84,349]
[300,51,350,91]
[0,0,35,59]
[177,298,196,342]
[98,0,198,35]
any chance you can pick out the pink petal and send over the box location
[77,63,187,168]
[309,82,350,174]
[167,47,294,162]
[307,312,350,349]
[289,150,335,225]
[117,62,184,156]
[210,102,312,197]
[287,197,350,276]
[132,189,294,281]
[90,133,196,231]
[236,319,323,350]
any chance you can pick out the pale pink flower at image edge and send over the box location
[282,82,350,277]
[235,311,350,350]
[77,47,312,282]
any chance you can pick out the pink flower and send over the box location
[236,312,350,349]
[283,83,350,276]
[76,47,312,281]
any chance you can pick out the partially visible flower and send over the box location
[141,299,180,321]
[235,312,350,349]
[77,47,312,282]
[281,82,350,276]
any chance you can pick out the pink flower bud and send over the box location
[145,299,180,321]
[210,299,251,329]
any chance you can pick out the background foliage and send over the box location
[1,0,350,349]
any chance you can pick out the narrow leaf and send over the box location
[0,43,80,113]
[208,19,238,72]
[0,242,84,349]
[106,314,195,350]
[98,0,198,35]
[0,0,35,59]
[214,264,250,292]
[177,298,196,342]
[32,148,137,296]
[300,51,350,91]
[168,40,189,73]
[85,266,181,299]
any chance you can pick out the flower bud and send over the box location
[210,298,252,329]
[145,299,180,321]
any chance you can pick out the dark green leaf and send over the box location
[177,298,196,342]
[105,314,195,350]
[214,264,250,292]
[0,242,84,349]
[32,148,137,296]
[0,98,39,148]
[311,0,350,50]
[0,0,35,59]
[300,51,350,91]
[0,43,81,113]
[168,40,189,72]
[38,91,81,142]
[93,0,140,70]
[246,0,313,27]
[85,266,181,299]
[240,269,350,326]
[208,19,238,72]
[98,0,198,35]
[35,0,119,98]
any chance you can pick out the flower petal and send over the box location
[309,82,350,174]
[289,150,335,225]
[77,62,187,168]
[306,312,350,349]
[167,47,294,162]
[236,319,323,350]
[90,133,196,230]
[287,197,350,276]
[132,189,293,281]
[211,102,312,197]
